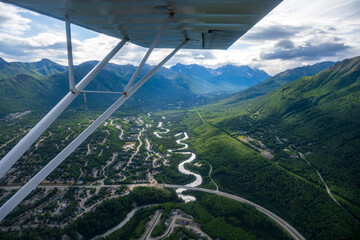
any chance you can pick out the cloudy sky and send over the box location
[0,0,359,75]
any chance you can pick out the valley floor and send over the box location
[0,112,295,240]
[0,108,359,240]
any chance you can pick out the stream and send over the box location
[153,121,202,202]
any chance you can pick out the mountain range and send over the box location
[0,58,66,79]
[170,63,270,94]
[0,57,336,117]
[0,57,270,116]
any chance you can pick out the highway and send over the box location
[0,183,305,239]
[165,184,306,240]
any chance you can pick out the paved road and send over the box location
[155,215,211,240]
[0,185,305,239]
[142,210,162,240]
[0,183,158,191]
[92,204,158,240]
[151,215,179,240]
[165,184,306,240]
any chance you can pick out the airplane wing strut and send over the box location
[0,0,282,220]
[0,10,188,221]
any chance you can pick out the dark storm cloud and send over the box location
[244,25,305,40]
[261,42,350,60]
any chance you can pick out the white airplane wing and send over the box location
[2,0,281,49]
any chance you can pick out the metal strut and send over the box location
[81,90,124,94]
[123,13,173,93]
[65,14,76,93]
[0,39,127,180]
[0,39,188,221]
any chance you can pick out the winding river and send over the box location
[153,122,169,138]
[153,121,202,202]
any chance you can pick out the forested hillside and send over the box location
[223,61,335,104]
[164,56,360,239]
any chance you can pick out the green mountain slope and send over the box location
[0,74,54,113]
[24,58,67,77]
[0,58,67,79]
[226,61,335,103]
[210,56,360,206]
[251,56,360,202]
[0,59,211,116]
[177,56,360,239]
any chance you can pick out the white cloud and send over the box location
[0,0,359,75]
[0,31,66,61]
[0,2,33,35]
[222,0,360,74]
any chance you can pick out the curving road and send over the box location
[0,182,306,240]
[92,204,158,240]
[165,184,306,240]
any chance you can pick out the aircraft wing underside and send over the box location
[2,0,281,49]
